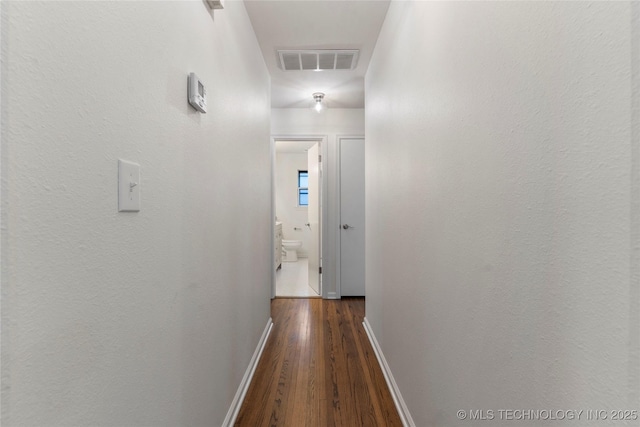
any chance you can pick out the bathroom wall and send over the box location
[1,1,271,425]
[275,151,311,257]
[365,1,639,426]
[271,108,364,298]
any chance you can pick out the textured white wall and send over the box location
[275,152,311,257]
[1,1,271,426]
[271,108,364,298]
[366,1,639,426]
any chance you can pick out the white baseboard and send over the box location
[362,317,415,427]
[326,291,339,299]
[221,318,273,427]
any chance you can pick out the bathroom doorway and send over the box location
[272,137,326,298]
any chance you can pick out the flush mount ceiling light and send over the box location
[313,92,325,113]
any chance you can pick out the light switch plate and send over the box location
[118,159,140,212]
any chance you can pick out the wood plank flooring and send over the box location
[235,298,402,427]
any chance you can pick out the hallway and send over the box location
[2,1,638,425]
[236,298,402,426]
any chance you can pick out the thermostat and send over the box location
[188,72,207,113]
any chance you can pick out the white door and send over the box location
[307,143,321,295]
[339,138,365,296]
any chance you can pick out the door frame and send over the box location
[335,135,365,298]
[271,135,328,299]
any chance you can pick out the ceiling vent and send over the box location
[278,50,359,71]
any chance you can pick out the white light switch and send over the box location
[118,159,140,212]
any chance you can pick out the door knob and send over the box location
[342,224,354,230]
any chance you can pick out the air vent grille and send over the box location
[278,50,359,71]
[282,53,300,71]
[301,53,317,70]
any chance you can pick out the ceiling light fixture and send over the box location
[313,92,325,113]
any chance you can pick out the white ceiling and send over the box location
[275,140,318,153]
[244,0,391,109]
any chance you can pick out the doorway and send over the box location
[271,137,326,298]
[336,137,366,296]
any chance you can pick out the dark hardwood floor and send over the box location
[235,298,402,427]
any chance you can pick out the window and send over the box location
[298,170,308,206]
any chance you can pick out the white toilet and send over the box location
[282,240,302,262]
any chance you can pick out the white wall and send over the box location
[275,152,310,257]
[271,108,364,298]
[366,1,639,426]
[1,1,271,426]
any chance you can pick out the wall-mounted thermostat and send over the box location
[205,0,224,9]
[188,72,207,113]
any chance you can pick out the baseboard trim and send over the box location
[221,317,273,427]
[362,317,415,427]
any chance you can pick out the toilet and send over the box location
[282,240,302,262]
